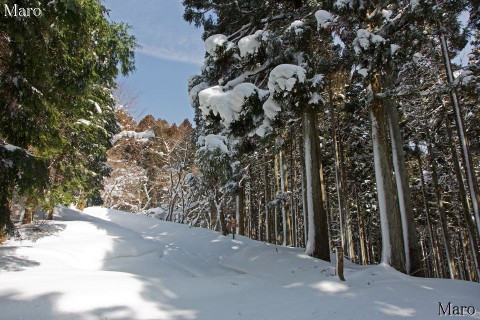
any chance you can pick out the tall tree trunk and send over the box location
[214,189,227,236]
[417,153,441,278]
[355,183,368,265]
[439,32,480,237]
[385,101,424,276]
[237,184,245,236]
[264,151,271,243]
[443,107,480,280]
[257,194,263,241]
[279,147,291,246]
[288,132,297,247]
[369,71,406,273]
[339,137,355,261]
[330,99,347,254]
[425,127,457,279]
[303,110,330,261]
[274,154,280,244]
[299,134,308,247]
[248,168,256,239]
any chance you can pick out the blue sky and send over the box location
[104,0,205,124]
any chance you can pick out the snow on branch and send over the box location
[268,64,306,94]
[352,29,385,54]
[112,130,155,144]
[315,10,337,29]
[198,83,268,128]
[200,134,230,154]
[205,34,236,58]
[238,30,267,57]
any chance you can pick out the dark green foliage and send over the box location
[0,0,136,238]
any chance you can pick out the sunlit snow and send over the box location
[1,207,478,320]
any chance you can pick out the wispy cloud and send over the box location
[139,45,204,65]
[105,0,205,65]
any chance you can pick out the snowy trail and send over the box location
[1,207,479,320]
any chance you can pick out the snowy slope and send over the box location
[1,207,479,320]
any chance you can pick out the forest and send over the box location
[1,0,479,291]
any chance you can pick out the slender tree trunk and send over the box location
[264,151,271,243]
[279,148,291,245]
[303,110,330,261]
[330,100,347,254]
[420,238,431,278]
[299,134,308,248]
[439,33,480,237]
[212,189,227,236]
[289,137,296,247]
[369,71,406,272]
[248,168,256,239]
[425,128,456,279]
[339,138,355,261]
[257,194,263,241]
[355,184,368,265]
[417,154,441,278]
[237,184,245,236]
[274,154,280,244]
[385,101,424,276]
[443,103,480,280]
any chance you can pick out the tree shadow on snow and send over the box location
[0,247,40,272]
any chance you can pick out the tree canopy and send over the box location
[0,0,137,239]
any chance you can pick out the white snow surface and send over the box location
[1,207,479,320]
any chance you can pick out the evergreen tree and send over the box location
[0,0,136,239]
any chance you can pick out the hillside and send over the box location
[1,207,478,320]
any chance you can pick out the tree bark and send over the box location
[417,153,442,278]
[237,184,245,236]
[303,110,330,261]
[330,99,347,255]
[425,127,457,279]
[263,151,271,242]
[279,148,291,246]
[442,107,480,280]
[439,32,480,238]
[355,183,368,265]
[299,134,308,248]
[369,71,406,273]
[385,101,424,276]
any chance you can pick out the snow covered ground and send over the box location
[1,207,479,320]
